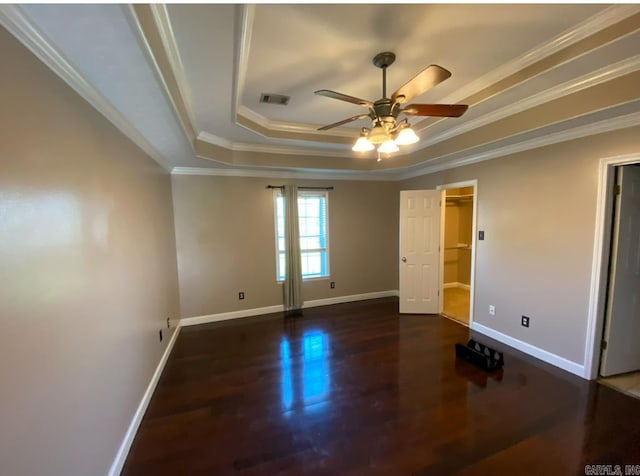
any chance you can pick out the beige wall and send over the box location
[172,175,399,317]
[0,27,180,476]
[402,125,640,365]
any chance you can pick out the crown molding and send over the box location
[179,111,640,181]
[0,5,174,171]
[146,4,200,136]
[232,4,254,122]
[196,131,234,149]
[418,54,640,150]
[399,111,640,181]
[196,131,352,158]
[236,105,356,138]
[171,166,400,181]
[231,142,349,158]
[426,4,640,113]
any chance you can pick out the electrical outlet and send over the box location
[479,230,485,240]
[330,281,335,289]
[239,292,245,300]
[521,315,530,328]
[159,329,163,342]
[489,305,495,316]
[166,317,170,329]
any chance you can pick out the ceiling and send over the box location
[1,4,639,179]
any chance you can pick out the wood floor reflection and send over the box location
[122,297,640,475]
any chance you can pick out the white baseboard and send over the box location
[180,304,285,327]
[180,290,399,327]
[303,290,398,309]
[108,324,182,476]
[470,322,585,378]
[443,282,470,290]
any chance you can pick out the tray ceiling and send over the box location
[1,4,639,178]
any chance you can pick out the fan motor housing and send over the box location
[373,99,399,120]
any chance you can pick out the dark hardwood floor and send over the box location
[122,297,640,475]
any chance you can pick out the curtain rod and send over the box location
[266,185,334,190]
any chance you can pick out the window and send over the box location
[275,190,329,281]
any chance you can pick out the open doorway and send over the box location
[598,164,640,398]
[437,181,477,326]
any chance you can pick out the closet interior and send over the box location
[442,186,473,324]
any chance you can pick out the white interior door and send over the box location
[601,166,640,376]
[399,190,441,314]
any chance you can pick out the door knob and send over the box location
[401,257,407,262]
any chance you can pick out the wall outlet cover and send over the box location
[239,292,245,300]
[489,305,495,316]
[521,316,530,328]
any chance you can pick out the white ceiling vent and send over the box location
[260,93,290,106]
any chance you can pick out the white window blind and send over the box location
[275,190,329,281]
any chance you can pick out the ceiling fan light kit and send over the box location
[316,51,469,159]
[395,125,420,146]
[352,130,375,152]
[378,139,400,154]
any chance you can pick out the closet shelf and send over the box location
[445,194,473,201]
[444,244,471,250]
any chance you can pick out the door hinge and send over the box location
[601,340,608,350]
[614,185,621,196]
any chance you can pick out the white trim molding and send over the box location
[399,111,640,180]
[584,153,640,380]
[196,131,352,159]
[304,290,398,309]
[237,105,357,138]
[180,290,399,327]
[108,324,182,476]
[186,111,640,181]
[425,4,640,116]
[181,304,284,327]
[0,4,174,172]
[471,322,585,377]
[231,4,255,123]
[417,55,640,149]
[145,4,200,139]
[171,165,400,181]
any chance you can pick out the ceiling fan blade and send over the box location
[315,89,373,108]
[402,104,468,118]
[391,65,452,104]
[317,114,371,131]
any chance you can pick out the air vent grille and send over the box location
[260,93,290,106]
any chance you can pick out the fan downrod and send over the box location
[372,52,396,69]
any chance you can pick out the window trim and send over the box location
[273,189,330,282]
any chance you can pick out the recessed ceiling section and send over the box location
[242,4,606,129]
[154,3,639,168]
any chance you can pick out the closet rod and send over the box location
[266,185,334,190]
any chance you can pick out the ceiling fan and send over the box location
[315,52,468,155]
